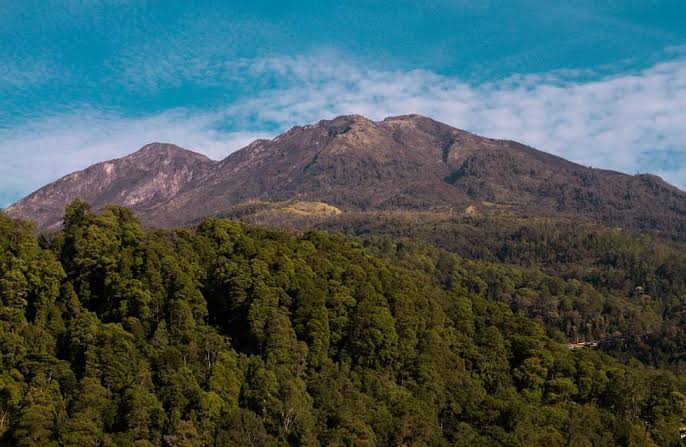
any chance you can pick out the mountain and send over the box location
[3,116,686,445]
[6,143,215,230]
[6,114,686,237]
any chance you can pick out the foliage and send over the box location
[321,212,686,371]
[0,203,684,446]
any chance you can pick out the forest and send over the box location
[0,201,684,446]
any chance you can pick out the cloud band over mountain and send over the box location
[2,52,686,207]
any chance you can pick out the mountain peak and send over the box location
[382,113,429,122]
[320,114,376,126]
[7,114,686,237]
[129,142,214,164]
[7,142,216,230]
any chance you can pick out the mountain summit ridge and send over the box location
[6,114,686,237]
[6,142,216,227]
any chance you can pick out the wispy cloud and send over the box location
[111,15,291,93]
[0,58,60,90]
[2,53,686,207]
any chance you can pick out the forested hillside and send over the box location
[0,203,684,446]
[322,213,686,371]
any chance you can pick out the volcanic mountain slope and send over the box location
[6,114,686,236]
[6,143,215,230]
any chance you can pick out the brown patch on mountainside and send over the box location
[5,114,686,239]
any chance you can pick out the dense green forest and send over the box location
[319,212,686,371]
[0,202,684,446]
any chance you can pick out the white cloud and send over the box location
[2,53,686,207]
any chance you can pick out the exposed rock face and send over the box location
[6,115,686,237]
[6,143,215,230]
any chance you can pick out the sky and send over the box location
[2,0,686,207]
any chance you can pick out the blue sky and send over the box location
[2,0,686,206]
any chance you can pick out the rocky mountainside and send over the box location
[6,143,215,230]
[6,114,686,236]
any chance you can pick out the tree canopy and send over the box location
[0,202,684,446]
